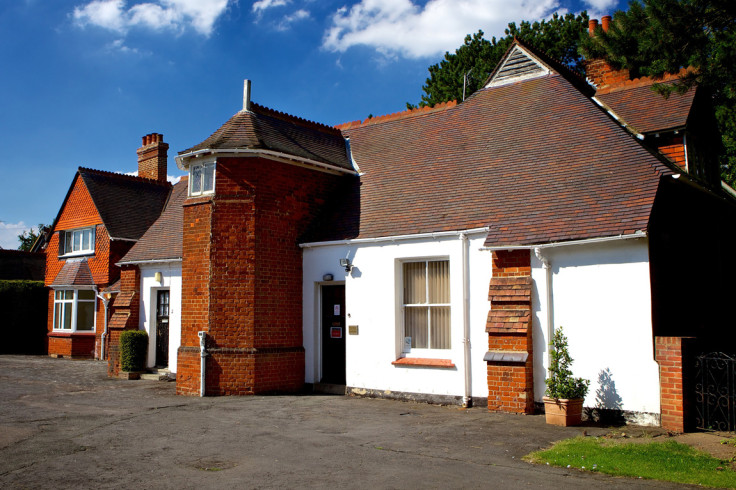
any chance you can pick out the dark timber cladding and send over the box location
[493,47,544,83]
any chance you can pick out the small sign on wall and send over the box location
[331,327,343,339]
[403,337,412,352]
[348,325,359,335]
[334,304,341,316]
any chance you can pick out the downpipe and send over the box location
[198,331,208,397]
[95,292,111,361]
[461,232,472,408]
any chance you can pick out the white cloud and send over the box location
[73,0,232,36]
[322,0,563,59]
[252,0,290,15]
[583,0,617,11]
[276,9,309,31]
[0,221,32,250]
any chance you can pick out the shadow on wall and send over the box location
[585,367,626,424]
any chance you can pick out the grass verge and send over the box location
[525,436,736,488]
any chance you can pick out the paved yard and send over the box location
[0,356,689,489]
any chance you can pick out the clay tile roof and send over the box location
[596,79,696,134]
[119,178,187,263]
[313,71,673,248]
[79,168,172,240]
[180,103,352,172]
[51,259,94,286]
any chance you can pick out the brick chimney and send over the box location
[137,133,168,183]
[584,15,630,91]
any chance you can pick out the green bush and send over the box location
[545,327,589,400]
[120,330,148,372]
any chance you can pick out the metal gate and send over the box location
[695,352,736,431]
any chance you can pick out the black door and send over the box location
[321,285,345,384]
[155,289,170,368]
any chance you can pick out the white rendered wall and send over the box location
[531,238,660,422]
[302,233,492,400]
[139,262,182,373]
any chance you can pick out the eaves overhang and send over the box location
[176,148,359,177]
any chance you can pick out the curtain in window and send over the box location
[403,260,450,350]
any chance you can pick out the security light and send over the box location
[339,258,352,272]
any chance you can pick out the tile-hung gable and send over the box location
[330,41,673,248]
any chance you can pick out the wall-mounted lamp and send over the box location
[154,271,163,283]
[104,292,112,301]
[339,258,353,273]
[323,273,334,282]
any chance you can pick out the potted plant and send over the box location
[544,327,589,426]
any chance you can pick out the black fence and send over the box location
[695,352,736,432]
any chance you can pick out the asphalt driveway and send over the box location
[0,356,688,489]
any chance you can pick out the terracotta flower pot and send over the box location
[543,396,584,426]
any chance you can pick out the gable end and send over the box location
[486,45,550,88]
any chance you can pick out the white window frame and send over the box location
[52,288,97,332]
[189,160,216,196]
[61,227,95,257]
[400,258,451,355]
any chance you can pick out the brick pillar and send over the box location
[106,266,141,377]
[485,250,534,414]
[655,336,692,432]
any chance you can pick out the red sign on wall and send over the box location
[330,327,343,339]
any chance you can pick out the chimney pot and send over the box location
[601,15,611,32]
[588,18,599,36]
[243,79,252,112]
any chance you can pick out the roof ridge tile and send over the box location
[251,102,342,136]
[78,167,172,187]
[335,100,458,130]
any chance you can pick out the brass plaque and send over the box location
[348,325,359,335]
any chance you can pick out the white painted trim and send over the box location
[117,258,182,266]
[300,227,490,248]
[591,96,645,140]
[722,180,736,198]
[481,230,647,251]
[176,148,359,176]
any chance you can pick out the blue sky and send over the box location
[0,0,625,249]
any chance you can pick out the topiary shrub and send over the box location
[545,327,589,400]
[120,330,148,372]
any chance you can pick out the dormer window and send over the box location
[189,161,215,196]
[63,227,95,256]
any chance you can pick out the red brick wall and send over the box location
[486,250,534,414]
[584,59,631,90]
[492,250,531,278]
[176,156,341,396]
[106,266,141,376]
[655,336,691,432]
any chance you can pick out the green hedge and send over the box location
[0,280,47,354]
[120,330,148,372]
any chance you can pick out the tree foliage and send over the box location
[410,12,590,108]
[17,224,49,252]
[579,0,736,184]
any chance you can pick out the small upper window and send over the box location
[63,227,95,255]
[190,162,215,196]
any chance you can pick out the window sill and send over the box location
[57,252,94,259]
[392,358,455,368]
[48,331,96,338]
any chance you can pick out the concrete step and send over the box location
[141,368,175,382]
[313,383,346,395]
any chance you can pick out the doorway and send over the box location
[321,285,345,385]
[155,289,170,368]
